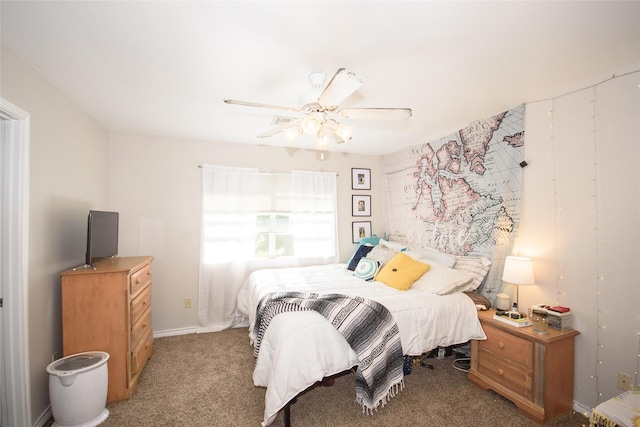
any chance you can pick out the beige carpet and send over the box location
[101,328,589,427]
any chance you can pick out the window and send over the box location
[200,166,338,263]
[254,173,294,258]
[255,213,294,257]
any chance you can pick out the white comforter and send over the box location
[236,263,486,426]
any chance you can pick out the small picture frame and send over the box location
[352,195,371,217]
[351,168,371,190]
[352,221,372,243]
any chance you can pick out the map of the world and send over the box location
[382,104,525,297]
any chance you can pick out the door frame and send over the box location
[1,97,31,427]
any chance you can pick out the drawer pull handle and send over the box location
[147,271,151,276]
[143,300,147,305]
[498,341,505,349]
[136,278,141,284]
[142,323,147,328]
[497,368,504,376]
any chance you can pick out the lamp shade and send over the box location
[502,256,535,285]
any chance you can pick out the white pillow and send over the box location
[402,244,457,268]
[410,261,474,295]
[365,244,398,266]
[454,256,492,291]
[377,238,407,252]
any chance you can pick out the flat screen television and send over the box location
[85,210,119,266]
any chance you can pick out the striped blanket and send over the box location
[252,291,404,413]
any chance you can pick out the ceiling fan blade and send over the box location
[224,99,300,113]
[338,108,412,121]
[257,118,302,138]
[317,68,364,110]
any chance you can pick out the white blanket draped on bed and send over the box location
[252,292,404,415]
[236,263,487,426]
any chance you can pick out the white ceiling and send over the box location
[2,1,639,155]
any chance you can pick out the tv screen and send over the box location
[86,210,119,266]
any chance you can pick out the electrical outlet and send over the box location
[184,298,192,309]
[617,371,631,390]
[51,352,59,362]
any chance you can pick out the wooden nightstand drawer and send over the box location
[480,324,532,369]
[130,263,151,296]
[477,348,533,399]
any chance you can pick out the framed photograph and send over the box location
[352,221,372,243]
[352,195,371,217]
[351,168,371,190]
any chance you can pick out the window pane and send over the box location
[255,232,269,257]
[274,214,289,232]
[256,215,270,230]
[275,234,294,256]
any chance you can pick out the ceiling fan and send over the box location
[223,68,412,150]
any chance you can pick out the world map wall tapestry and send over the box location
[382,104,525,299]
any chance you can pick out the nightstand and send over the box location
[468,309,580,424]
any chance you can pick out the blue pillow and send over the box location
[353,258,381,281]
[347,245,374,271]
[359,236,380,246]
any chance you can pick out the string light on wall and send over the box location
[636,333,640,388]
[532,68,640,416]
[549,99,565,301]
[590,86,608,406]
[549,82,604,407]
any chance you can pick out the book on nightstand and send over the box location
[493,313,532,328]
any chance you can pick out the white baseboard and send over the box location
[33,406,52,427]
[573,400,592,419]
[153,327,198,338]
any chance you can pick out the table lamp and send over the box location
[502,256,535,314]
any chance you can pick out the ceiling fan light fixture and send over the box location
[302,114,321,135]
[284,125,302,142]
[334,123,353,143]
[316,128,330,151]
[224,68,412,152]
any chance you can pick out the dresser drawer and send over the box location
[131,307,152,348]
[477,348,533,399]
[130,263,152,296]
[131,329,153,378]
[479,324,532,369]
[131,285,151,326]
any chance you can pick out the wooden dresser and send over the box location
[61,256,154,402]
[468,309,580,424]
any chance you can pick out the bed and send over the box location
[236,239,490,426]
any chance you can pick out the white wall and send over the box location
[1,43,110,424]
[108,132,384,333]
[518,69,640,410]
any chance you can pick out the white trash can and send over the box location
[47,351,110,427]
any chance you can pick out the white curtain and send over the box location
[197,166,339,332]
[291,170,339,264]
[198,165,259,332]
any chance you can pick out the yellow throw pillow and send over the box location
[375,252,431,291]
